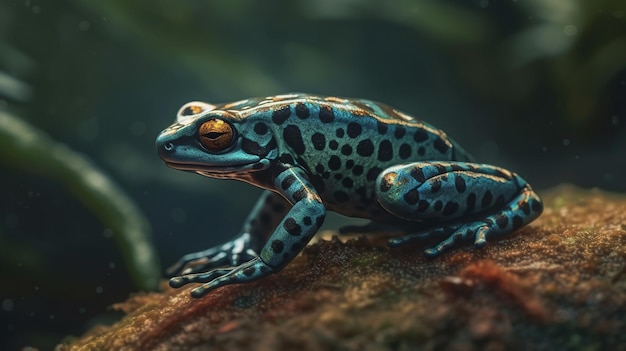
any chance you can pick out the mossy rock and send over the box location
[57,185,626,351]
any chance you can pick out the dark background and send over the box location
[1,0,625,349]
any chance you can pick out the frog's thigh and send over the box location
[374,162,520,222]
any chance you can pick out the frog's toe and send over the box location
[166,256,198,276]
[422,229,470,258]
[420,223,491,258]
[167,250,229,276]
[387,225,457,247]
[472,226,489,248]
[169,268,231,288]
[389,222,493,258]
[166,246,223,275]
[188,257,276,298]
[167,234,261,276]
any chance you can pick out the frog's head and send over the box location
[156,101,276,177]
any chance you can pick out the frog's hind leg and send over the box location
[376,162,543,258]
[388,184,542,258]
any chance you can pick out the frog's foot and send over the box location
[169,257,276,298]
[388,184,543,258]
[388,221,486,258]
[166,233,260,276]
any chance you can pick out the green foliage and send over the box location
[0,110,160,290]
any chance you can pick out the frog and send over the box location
[156,93,543,298]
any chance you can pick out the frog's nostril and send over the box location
[156,135,176,160]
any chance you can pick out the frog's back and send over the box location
[227,94,472,218]
[232,94,472,164]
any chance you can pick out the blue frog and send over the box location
[156,94,543,297]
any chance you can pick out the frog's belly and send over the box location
[319,191,400,224]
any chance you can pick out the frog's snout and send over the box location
[156,131,177,162]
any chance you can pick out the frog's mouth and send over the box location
[163,160,268,175]
[157,135,270,175]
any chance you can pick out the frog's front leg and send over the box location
[173,167,326,298]
[167,190,289,276]
[376,162,543,257]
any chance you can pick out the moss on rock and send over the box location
[57,185,626,350]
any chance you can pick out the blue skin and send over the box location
[156,94,543,298]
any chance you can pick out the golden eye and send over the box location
[198,119,235,151]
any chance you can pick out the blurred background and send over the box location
[1,0,625,349]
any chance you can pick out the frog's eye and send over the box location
[198,119,235,152]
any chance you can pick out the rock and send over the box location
[57,185,626,350]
